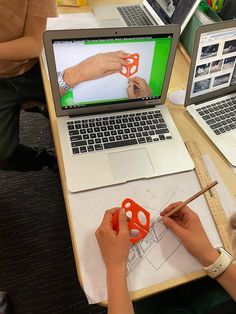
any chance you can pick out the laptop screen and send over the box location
[146,0,197,25]
[52,33,173,111]
[189,25,236,100]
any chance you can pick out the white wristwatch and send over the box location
[57,71,71,91]
[203,247,234,279]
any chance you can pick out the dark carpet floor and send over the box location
[0,110,107,314]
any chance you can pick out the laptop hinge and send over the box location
[193,93,231,106]
[142,6,158,25]
[68,105,156,118]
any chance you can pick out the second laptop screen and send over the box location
[190,26,236,98]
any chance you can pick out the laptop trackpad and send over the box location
[108,148,154,181]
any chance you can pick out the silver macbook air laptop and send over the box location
[92,0,201,33]
[185,20,236,166]
[43,25,194,192]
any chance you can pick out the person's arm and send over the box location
[215,263,236,301]
[0,14,47,61]
[95,208,134,314]
[58,51,130,96]
[63,51,130,86]
[106,266,133,314]
[161,203,236,301]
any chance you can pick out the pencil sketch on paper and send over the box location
[126,202,182,274]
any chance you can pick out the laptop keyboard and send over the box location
[117,5,154,26]
[196,96,236,135]
[67,110,172,155]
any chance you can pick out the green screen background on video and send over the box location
[60,37,172,107]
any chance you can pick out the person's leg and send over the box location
[0,144,56,171]
[0,67,56,171]
[14,61,46,104]
[0,81,20,161]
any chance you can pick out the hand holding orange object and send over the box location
[95,208,130,271]
[112,198,150,244]
[63,51,130,88]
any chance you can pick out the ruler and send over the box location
[185,141,232,253]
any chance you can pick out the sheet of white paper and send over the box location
[46,13,99,30]
[67,169,224,304]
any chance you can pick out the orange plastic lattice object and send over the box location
[120,53,140,78]
[112,198,150,244]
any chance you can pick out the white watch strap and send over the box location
[203,247,234,279]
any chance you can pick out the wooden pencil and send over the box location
[163,180,218,218]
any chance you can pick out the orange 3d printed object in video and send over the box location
[120,53,140,78]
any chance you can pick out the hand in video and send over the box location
[127,76,152,99]
[63,51,130,88]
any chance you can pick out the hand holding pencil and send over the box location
[162,180,218,218]
[127,76,152,99]
[160,181,220,266]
